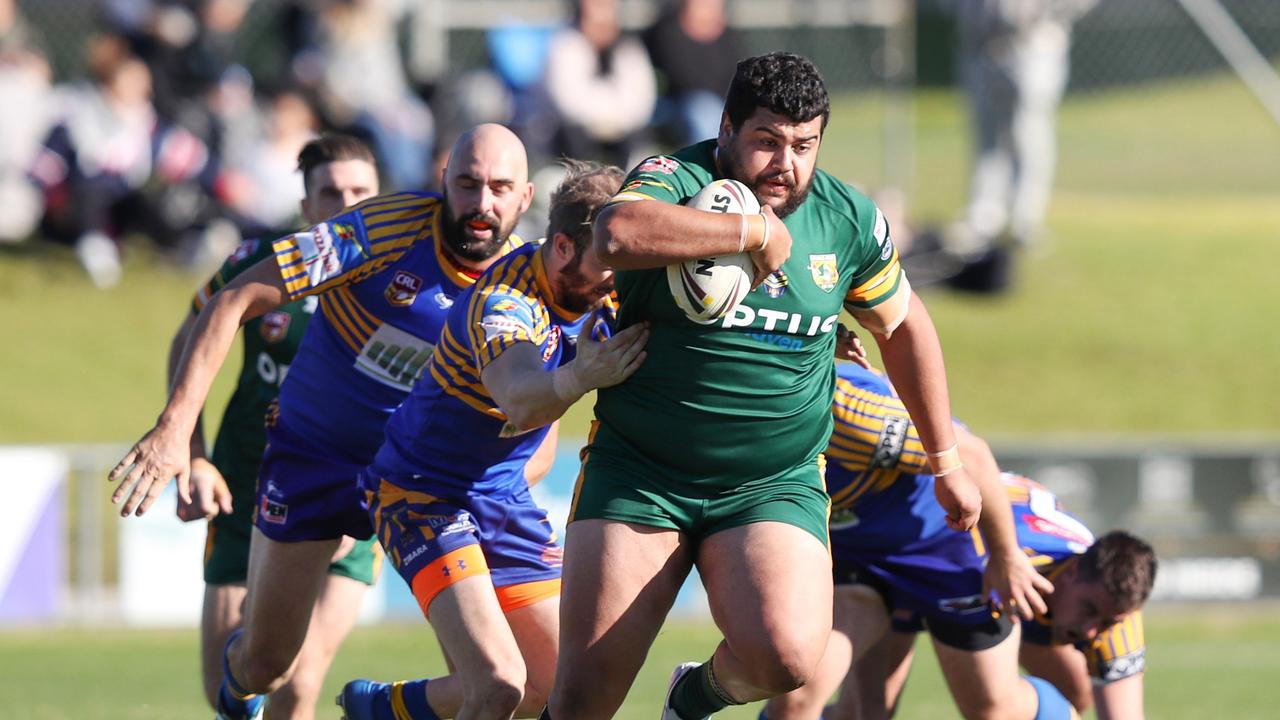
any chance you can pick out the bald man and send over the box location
[110,124,538,720]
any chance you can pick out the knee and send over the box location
[738,643,814,696]
[549,674,611,720]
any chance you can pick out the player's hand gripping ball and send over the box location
[667,178,758,324]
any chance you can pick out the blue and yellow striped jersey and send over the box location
[266,191,528,462]
[827,365,1146,683]
[367,243,613,496]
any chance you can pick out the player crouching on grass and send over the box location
[762,363,1157,720]
[336,159,648,720]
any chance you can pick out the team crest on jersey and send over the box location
[808,254,839,292]
[332,222,365,257]
[762,270,790,299]
[260,311,292,343]
[637,156,679,175]
[385,271,423,306]
[542,325,562,362]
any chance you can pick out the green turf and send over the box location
[1,606,1276,718]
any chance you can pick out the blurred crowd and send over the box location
[0,0,741,288]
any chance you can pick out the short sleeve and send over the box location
[271,209,377,300]
[606,155,690,207]
[468,288,542,372]
[844,203,912,336]
[1085,612,1147,684]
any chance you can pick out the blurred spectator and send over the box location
[29,35,219,288]
[218,87,319,237]
[0,0,52,243]
[102,0,251,155]
[0,0,50,243]
[643,0,740,147]
[542,0,656,169]
[944,0,1098,293]
[291,0,433,191]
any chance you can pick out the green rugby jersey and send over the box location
[595,140,910,488]
[192,238,313,487]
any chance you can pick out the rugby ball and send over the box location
[667,179,759,324]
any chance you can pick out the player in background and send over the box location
[110,124,536,720]
[170,134,381,719]
[337,160,648,720]
[543,52,981,720]
[764,363,1154,720]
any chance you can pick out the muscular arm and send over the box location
[480,321,648,433]
[1094,674,1144,720]
[593,200,787,280]
[109,257,289,516]
[872,293,980,530]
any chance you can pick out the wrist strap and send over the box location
[928,444,962,475]
[736,212,748,253]
[757,214,771,251]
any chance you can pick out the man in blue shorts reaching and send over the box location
[765,364,1156,720]
[111,124,539,720]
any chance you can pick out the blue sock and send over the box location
[1025,675,1075,720]
[217,629,263,717]
[389,679,438,720]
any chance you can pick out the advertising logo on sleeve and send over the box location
[310,224,342,277]
[479,314,533,344]
[637,156,680,175]
[385,271,424,307]
[808,254,839,293]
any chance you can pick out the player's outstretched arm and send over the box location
[961,428,1052,620]
[592,200,790,275]
[109,257,289,517]
[871,292,980,531]
[482,316,648,433]
[167,312,233,522]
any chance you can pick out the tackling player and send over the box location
[109,124,537,720]
[336,160,648,720]
[171,134,381,719]
[543,52,981,720]
[764,364,1156,720]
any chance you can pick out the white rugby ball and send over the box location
[667,178,760,324]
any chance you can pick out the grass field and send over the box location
[2,605,1278,719]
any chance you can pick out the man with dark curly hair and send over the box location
[542,52,982,720]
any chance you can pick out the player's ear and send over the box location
[552,231,574,261]
[717,112,732,148]
[519,180,535,214]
